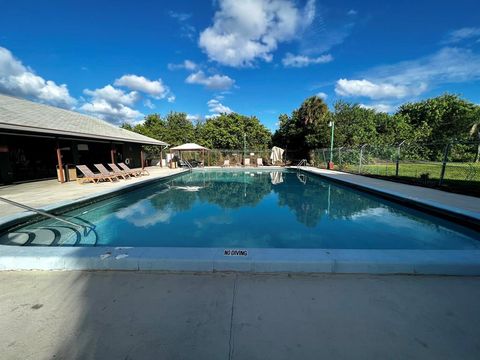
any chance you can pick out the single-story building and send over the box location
[0,93,167,184]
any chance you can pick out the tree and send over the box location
[272,95,329,159]
[197,113,271,149]
[397,94,478,144]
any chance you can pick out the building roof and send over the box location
[170,143,210,151]
[0,94,167,146]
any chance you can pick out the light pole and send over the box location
[243,133,246,164]
[328,120,335,169]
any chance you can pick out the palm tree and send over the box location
[298,96,328,126]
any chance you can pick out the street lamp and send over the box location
[328,120,335,170]
[243,133,246,164]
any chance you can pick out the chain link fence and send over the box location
[310,141,480,195]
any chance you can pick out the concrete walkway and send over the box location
[0,271,479,360]
[0,167,186,219]
[299,167,480,221]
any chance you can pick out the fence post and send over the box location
[395,140,406,177]
[358,144,367,174]
[338,147,343,168]
[439,143,451,186]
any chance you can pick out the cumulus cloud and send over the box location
[359,103,395,113]
[335,47,480,100]
[282,53,333,67]
[185,71,235,90]
[83,85,139,106]
[81,85,143,124]
[335,79,426,100]
[114,74,170,99]
[167,59,199,71]
[0,46,76,108]
[199,0,314,67]
[207,98,233,116]
[444,27,480,44]
[144,98,155,109]
[316,92,328,100]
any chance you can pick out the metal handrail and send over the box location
[183,159,193,169]
[296,159,307,167]
[0,196,94,235]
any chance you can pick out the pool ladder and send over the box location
[296,159,307,167]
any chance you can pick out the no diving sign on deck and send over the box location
[224,249,248,257]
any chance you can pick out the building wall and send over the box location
[0,132,144,184]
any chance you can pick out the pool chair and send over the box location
[257,158,264,166]
[109,163,137,178]
[119,162,149,176]
[76,165,116,184]
[244,158,251,166]
[222,159,230,167]
[95,163,128,180]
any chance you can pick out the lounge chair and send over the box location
[109,163,136,178]
[119,162,149,176]
[76,165,115,184]
[244,158,250,166]
[222,159,230,167]
[257,158,264,166]
[95,163,128,180]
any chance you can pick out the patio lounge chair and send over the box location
[222,159,230,167]
[95,163,128,180]
[109,163,136,178]
[76,165,116,184]
[244,158,250,166]
[257,158,264,166]
[119,162,149,176]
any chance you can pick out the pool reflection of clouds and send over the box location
[115,199,174,227]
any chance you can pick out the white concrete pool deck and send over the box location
[0,166,187,220]
[1,271,479,360]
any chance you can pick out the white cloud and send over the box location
[282,53,333,67]
[144,98,155,109]
[185,71,235,90]
[444,27,480,44]
[335,79,425,100]
[359,103,395,113]
[0,46,76,108]
[169,11,196,39]
[199,0,314,67]
[83,85,139,106]
[168,59,198,71]
[186,114,201,121]
[114,74,169,99]
[347,9,357,16]
[316,92,328,100]
[80,99,143,125]
[81,85,143,124]
[167,95,175,103]
[336,47,480,100]
[207,98,233,115]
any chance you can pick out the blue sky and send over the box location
[0,0,479,131]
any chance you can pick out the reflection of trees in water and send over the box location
[149,171,273,211]
[273,174,381,227]
[145,171,424,230]
[150,187,197,212]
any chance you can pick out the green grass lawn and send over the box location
[337,161,480,197]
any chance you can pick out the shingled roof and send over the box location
[0,94,167,146]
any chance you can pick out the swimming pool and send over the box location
[1,169,479,249]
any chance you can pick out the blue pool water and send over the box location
[1,169,479,249]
